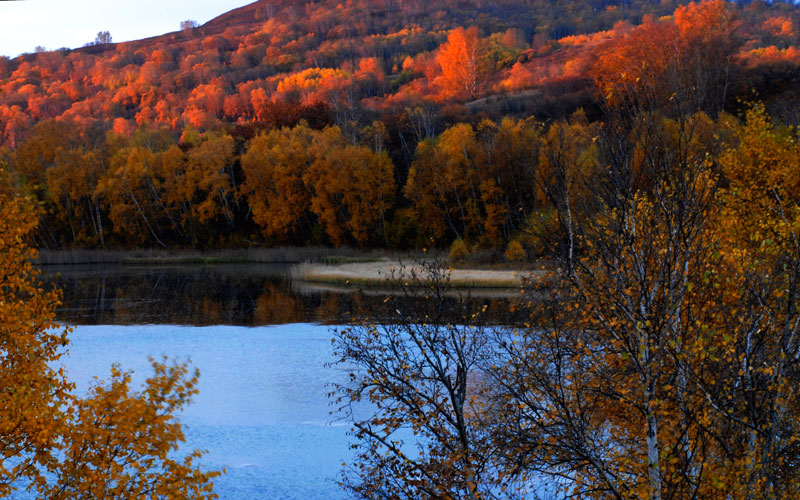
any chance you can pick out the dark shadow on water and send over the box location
[41,264,524,326]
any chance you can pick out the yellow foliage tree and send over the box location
[44,360,220,499]
[183,134,236,228]
[95,146,166,247]
[0,188,69,496]
[712,105,800,497]
[405,123,484,244]
[45,149,106,246]
[406,118,540,246]
[492,107,800,500]
[242,124,395,247]
[240,124,316,241]
[0,170,220,498]
[306,127,395,247]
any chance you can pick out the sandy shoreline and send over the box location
[292,260,546,288]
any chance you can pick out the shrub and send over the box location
[505,240,525,262]
[448,237,470,261]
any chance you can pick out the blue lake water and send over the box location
[59,323,357,500]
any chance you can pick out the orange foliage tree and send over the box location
[591,16,680,111]
[593,0,740,114]
[435,27,485,100]
[673,0,740,112]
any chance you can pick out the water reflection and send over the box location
[41,264,523,326]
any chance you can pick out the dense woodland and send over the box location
[1,0,800,253]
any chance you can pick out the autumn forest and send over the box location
[0,0,798,253]
[4,0,800,499]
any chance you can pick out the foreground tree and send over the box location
[492,107,800,500]
[44,360,219,499]
[333,102,800,499]
[0,185,70,496]
[709,105,800,498]
[0,171,219,498]
[331,262,503,499]
[494,111,723,498]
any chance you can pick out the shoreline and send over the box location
[34,247,422,266]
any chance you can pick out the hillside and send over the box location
[1,0,800,250]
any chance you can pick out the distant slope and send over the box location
[0,0,798,150]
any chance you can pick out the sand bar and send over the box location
[292,260,546,288]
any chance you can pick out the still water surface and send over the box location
[43,264,513,499]
[62,323,353,500]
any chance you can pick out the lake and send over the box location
[43,263,515,499]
